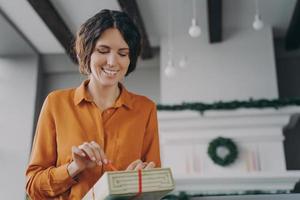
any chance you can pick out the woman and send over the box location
[26,9,161,199]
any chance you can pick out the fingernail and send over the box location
[81,153,85,157]
[98,161,102,166]
[104,159,108,164]
[92,157,96,161]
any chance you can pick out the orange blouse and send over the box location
[25,80,161,200]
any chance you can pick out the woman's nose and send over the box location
[107,53,117,66]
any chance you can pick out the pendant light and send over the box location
[164,54,176,77]
[164,0,177,77]
[252,0,264,30]
[188,0,201,37]
[178,56,188,69]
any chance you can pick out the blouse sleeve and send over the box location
[25,95,77,199]
[141,102,161,167]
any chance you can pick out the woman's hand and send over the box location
[126,159,155,171]
[67,141,108,178]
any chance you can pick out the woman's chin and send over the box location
[98,78,119,87]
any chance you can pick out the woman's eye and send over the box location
[97,49,109,54]
[119,52,129,57]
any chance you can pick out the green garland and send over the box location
[207,137,238,166]
[157,98,300,113]
[162,190,291,200]
[27,190,292,200]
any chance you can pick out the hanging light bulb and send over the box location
[253,14,264,30]
[189,0,201,38]
[252,0,264,30]
[178,56,188,69]
[164,58,176,77]
[164,0,176,78]
[189,19,201,37]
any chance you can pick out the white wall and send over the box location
[42,53,160,103]
[0,55,39,199]
[160,27,278,104]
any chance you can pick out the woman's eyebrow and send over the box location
[96,45,110,49]
[119,48,129,51]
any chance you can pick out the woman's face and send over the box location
[89,28,130,87]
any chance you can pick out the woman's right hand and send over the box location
[67,141,108,178]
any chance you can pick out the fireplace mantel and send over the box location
[158,106,300,193]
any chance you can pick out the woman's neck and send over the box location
[87,79,120,111]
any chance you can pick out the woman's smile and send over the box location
[101,67,120,77]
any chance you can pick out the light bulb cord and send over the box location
[192,18,197,26]
[255,0,260,15]
[167,0,173,57]
[192,0,197,19]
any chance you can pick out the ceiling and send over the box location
[0,8,35,55]
[0,0,298,55]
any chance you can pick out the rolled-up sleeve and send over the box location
[25,95,77,199]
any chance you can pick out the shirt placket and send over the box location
[102,107,120,171]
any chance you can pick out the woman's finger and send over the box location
[89,141,102,165]
[90,141,108,165]
[144,161,155,170]
[126,159,143,171]
[72,146,86,157]
[99,146,108,164]
[79,142,96,161]
[134,162,146,170]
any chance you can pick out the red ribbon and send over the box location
[137,169,143,196]
[130,169,142,200]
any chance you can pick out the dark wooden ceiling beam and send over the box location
[27,0,76,62]
[117,0,153,59]
[207,0,222,43]
[285,0,300,51]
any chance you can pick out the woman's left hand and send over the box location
[126,159,155,171]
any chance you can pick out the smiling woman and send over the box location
[25,9,161,200]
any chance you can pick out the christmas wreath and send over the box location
[207,137,238,166]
